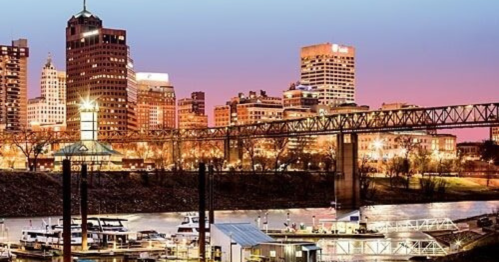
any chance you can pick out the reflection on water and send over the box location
[4,200,498,262]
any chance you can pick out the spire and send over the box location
[83,0,87,11]
[45,52,53,67]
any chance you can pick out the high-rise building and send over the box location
[0,39,29,130]
[178,92,208,129]
[65,3,137,132]
[214,90,282,127]
[27,54,66,130]
[300,43,355,106]
[136,73,176,130]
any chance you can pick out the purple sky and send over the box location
[1,0,498,141]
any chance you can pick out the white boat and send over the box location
[0,245,16,261]
[20,219,94,250]
[175,215,210,239]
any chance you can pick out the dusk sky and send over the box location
[1,0,498,141]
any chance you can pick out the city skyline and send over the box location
[1,0,498,141]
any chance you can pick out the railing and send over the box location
[320,239,447,258]
[1,102,499,143]
[367,218,459,233]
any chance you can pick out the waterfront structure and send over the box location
[300,43,355,106]
[178,91,208,129]
[65,3,137,132]
[214,90,282,127]
[136,73,175,130]
[55,99,122,170]
[0,39,29,130]
[27,54,66,131]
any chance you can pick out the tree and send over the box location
[266,137,289,172]
[11,127,54,171]
[414,147,431,176]
[242,138,259,172]
[480,140,499,165]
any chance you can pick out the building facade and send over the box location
[27,55,66,130]
[178,91,208,129]
[136,72,175,130]
[358,131,457,161]
[214,90,283,127]
[491,127,499,142]
[65,4,137,132]
[0,39,29,130]
[300,43,355,106]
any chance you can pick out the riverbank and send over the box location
[0,171,498,217]
[367,176,499,205]
[0,171,334,217]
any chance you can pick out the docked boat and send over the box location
[0,245,16,261]
[175,215,210,239]
[19,219,94,250]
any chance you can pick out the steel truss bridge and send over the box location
[320,238,447,258]
[1,102,498,143]
[368,218,459,233]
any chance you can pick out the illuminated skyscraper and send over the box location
[0,39,29,130]
[178,92,208,129]
[27,54,66,130]
[300,42,355,106]
[65,2,137,132]
[136,73,176,130]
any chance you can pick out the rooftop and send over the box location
[213,223,274,248]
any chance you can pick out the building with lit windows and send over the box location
[358,132,457,161]
[300,43,355,106]
[178,91,208,129]
[136,72,175,130]
[65,3,137,132]
[491,127,499,142]
[27,54,66,131]
[214,90,282,127]
[0,39,29,130]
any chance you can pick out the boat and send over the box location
[0,245,16,261]
[175,215,210,239]
[19,219,94,250]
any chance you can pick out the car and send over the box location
[477,217,493,227]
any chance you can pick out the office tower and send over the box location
[0,39,29,130]
[214,90,282,127]
[65,3,137,132]
[300,42,355,106]
[178,91,208,129]
[27,54,66,130]
[136,73,176,130]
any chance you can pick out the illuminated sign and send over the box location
[136,72,170,83]
[332,44,349,53]
[82,30,99,37]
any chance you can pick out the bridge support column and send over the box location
[336,133,361,210]
[224,138,243,165]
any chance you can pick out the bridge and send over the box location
[1,102,498,209]
[320,238,447,258]
[367,218,459,233]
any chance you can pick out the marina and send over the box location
[0,200,497,261]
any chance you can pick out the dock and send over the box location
[11,249,54,260]
[72,247,165,257]
[267,232,384,239]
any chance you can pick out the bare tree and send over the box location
[11,127,54,171]
[242,138,259,172]
[414,147,431,177]
[268,137,289,172]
